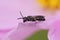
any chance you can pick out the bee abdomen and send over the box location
[35,16,45,21]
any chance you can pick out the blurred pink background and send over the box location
[0,0,60,40]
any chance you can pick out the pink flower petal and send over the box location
[5,23,40,40]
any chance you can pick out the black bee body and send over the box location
[18,11,45,22]
[22,16,45,22]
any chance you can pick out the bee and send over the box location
[17,11,45,22]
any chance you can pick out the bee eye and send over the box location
[23,17,28,22]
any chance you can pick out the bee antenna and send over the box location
[19,11,24,18]
[17,11,24,20]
